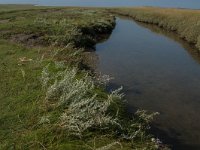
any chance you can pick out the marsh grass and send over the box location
[0,5,164,150]
[110,7,200,51]
[0,7,115,47]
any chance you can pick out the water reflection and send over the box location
[135,20,200,64]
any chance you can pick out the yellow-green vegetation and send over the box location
[0,4,38,11]
[0,5,163,150]
[109,7,200,51]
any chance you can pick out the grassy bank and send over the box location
[0,5,163,150]
[109,7,200,51]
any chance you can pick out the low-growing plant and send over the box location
[40,62,161,150]
[41,63,124,138]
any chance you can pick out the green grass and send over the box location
[109,7,200,51]
[0,7,115,47]
[0,5,166,150]
[0,39,46,148]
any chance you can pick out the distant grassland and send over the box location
[109,7,200,51]
[0,4,42,11]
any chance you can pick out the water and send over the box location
[0,0,200,9]
[96,17,200,150]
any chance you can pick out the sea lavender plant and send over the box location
[59,89,122,137]
[41,63,123,137]
[96,142,122,150]
[95,74,114,85]
[40,62,159,145]
[41,64,50,88]
[122,110,159,142]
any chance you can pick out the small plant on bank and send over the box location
[41,63,123,137]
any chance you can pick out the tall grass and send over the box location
[110,7,200,51]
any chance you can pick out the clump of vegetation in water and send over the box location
[0,5,168,149]
[110,7,200,51]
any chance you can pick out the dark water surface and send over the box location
[96,18,200,150]
[0,0,200,9]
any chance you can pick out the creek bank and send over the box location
[0,6,167,149]
[109,7,200,51]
